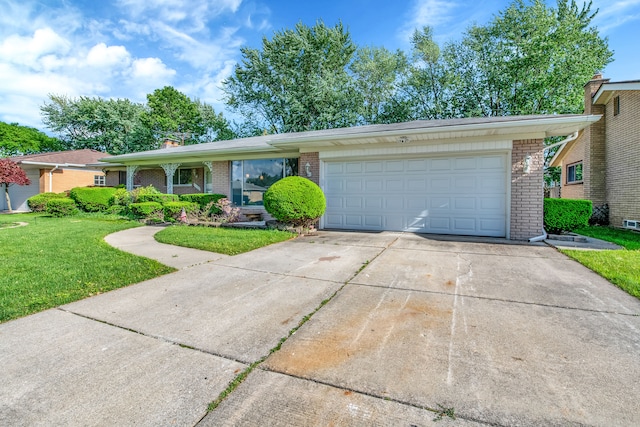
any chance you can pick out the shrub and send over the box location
[69,187,117,212]
[130,185,160,202]
[106,205,127,215]
[137,193,179,204]
[109,188,132,207]
[27,192,67,212]
[263,176,326,229]
[46,198,78,217]
[544,198,592,234]
[163,201,199,222]
[129,202,164,222]
[179,193,226,213]
[210,198,240,223]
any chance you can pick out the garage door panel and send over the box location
[324,154,507,237]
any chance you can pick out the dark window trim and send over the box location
[566,161,583,185]
[613,95,620,116]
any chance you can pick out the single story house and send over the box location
[1,149,110,212]
[99,115,600,240]
[550,75,640,229]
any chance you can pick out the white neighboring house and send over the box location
[1,149,110,212]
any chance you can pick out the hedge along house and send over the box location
[99,115,600,240]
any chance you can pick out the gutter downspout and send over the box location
[49,165,61,192]
[529,229,547,243]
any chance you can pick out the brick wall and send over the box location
[105,170,121,187]
[583,78,608,205]
[510,139,544,240]
[211,161,230,196]
[298,152,320,185]
[560,135,585,200]
[137,169,167,192]
[605,90,640,226]
[41,168,105,193]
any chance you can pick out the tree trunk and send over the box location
[4,184,12,212]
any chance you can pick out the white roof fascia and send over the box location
[593,82,640,105]
[18,161,88,168]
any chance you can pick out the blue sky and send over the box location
[1,0,638,132]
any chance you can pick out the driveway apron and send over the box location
[1,229,639,426]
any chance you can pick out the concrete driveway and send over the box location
[1,229,639,426]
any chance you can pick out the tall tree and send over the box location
[223,21,359,133]
[41,95,154,154]
[0,158,30,212]
[142,86,204,145]
[349,46,408,124]
[194,100,236,142]
[442,0,613,116]
[0,122,63,157]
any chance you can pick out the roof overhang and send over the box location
[99,114,602,167]
[593,81,640,105]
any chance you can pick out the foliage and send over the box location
[179,193,227,212]
[154,226,295,256]
[162,201,199,221]
[40,95,154,154]
[129,202,164,221]
[223,20,360,133]
[195,100,236,142]
[263,176,326,229]
[136,193,179,204]
[69,187,118,212]
[0,121,63,156]
[109,187,132,207]
[27,192,67,212]
[210,198,240,223]
[130,185,161,202]
[0,158,31,211]
[0,214,174,322]
[544,198,592,233]
[45,198,79,217]
[441,0,612,116]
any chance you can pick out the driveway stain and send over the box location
[319,256,340,262]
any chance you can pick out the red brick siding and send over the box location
[510,139,544,240]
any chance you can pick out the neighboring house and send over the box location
[550,75,640,229]
[99,115,599,240]
[1,149,110,212]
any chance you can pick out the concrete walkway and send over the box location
[1,227,639,426]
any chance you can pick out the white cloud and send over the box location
[86,43,131,68]
[399,0,460,42]
[0,28,71,69]
[591,0,640,32]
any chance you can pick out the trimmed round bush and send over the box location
[263,176,325,228]
[27,192,67,212]
[137,193,179,204]
[69,187,117,212]
[129,202,164,221]
[46,198,78,217]
[163,201,199,221]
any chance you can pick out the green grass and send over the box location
[0,213,175,323]
[562,226,640,299]
[155,225,296,255]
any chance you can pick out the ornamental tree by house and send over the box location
[0,158,31,212]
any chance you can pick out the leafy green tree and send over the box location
[349,46,409,124]
[41,95,153,154]
[194,100,235,142]
[442,0,612,116]
[142,86,204,144]
[0,122,63,156]
[223,21,360,133]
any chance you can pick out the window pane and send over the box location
[243,159,284,205]
[231,161,243,205]
[567,165,575,183]
[575,163,583,181]
[285,158,299,176]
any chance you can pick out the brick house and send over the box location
[1,149,110,211]
[99,115,598,240]
[550,75,640,228]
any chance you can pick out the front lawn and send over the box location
[562,226,640,299]
[155,225,296,255]
[0,214,175,323]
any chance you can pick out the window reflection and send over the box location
[231,158,298,206]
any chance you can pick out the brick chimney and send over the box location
[161,138,180,149]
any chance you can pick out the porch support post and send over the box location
[160,163,181,194]
[203,161,213,194]
[125,165,139,191]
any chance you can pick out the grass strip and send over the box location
[155,225,296,255]
[0,213,175,323]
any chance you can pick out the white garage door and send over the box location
[323,154,508,237]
